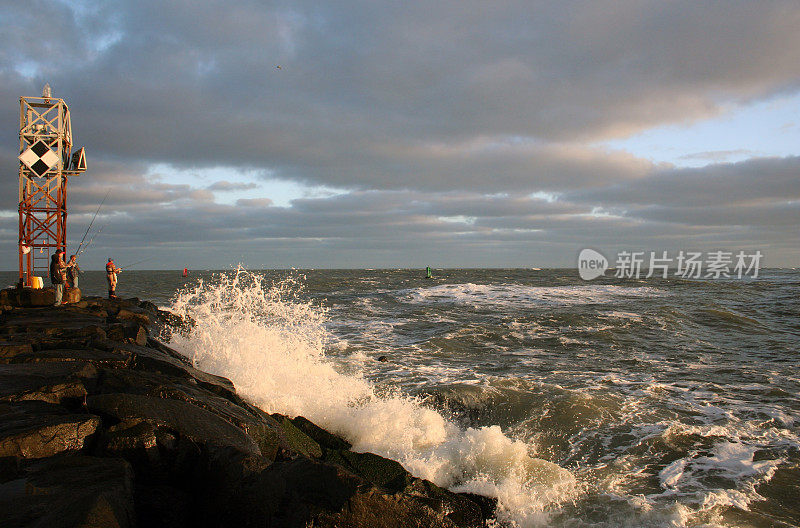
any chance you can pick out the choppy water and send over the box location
[4,268,799,527]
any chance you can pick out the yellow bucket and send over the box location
[31,276,43,289]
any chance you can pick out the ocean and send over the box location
[4,268,798,527]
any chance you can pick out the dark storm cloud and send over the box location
[18,157,789,269]
[1,1,799,267]
[568,156,800,207]
[3,1,800,189]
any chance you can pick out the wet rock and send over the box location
[319,448,485,526]
[0,287,82,307]
[106,321,148,346]
[226,457,365,526]
[276,415,322,458]
[115,308,151,327]
[456,492,498,522]
[316,486,480,528]
[0,342,33,361]
[96,368,286,461]
[134,484,191,527]
[2,347,133,368]
[290,415,352,450]
[228,457,483,528]
[0,362,96,404]
[0,455,134,528]
[0,401,100,459]
[0,297,495,527]
[323,449,410,492]
[124,342,237,395]
[0,309,106,341]
[87,393,261,457]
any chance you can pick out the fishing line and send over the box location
[75,189,110,257]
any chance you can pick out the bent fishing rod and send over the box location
[74,189,111,257]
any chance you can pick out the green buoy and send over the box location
[426,266,433,279]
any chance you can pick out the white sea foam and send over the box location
[167,269,577,527]
[399,283,666,308]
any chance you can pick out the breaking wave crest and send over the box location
[167,268,577,526]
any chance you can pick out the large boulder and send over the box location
[0,287,82,307]
[227,457,484,528]
[0,455,135,528]
[0,362,96,404]
[0,298,497,527]
[0,401,100,459]
[87,393,261,457]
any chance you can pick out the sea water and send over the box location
[5,268,798,527]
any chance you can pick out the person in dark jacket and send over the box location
[50,250,66,305]
[66,254,80,289]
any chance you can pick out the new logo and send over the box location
[578,248,608,280]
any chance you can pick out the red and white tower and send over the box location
[17,85,86,286]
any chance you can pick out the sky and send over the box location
[1,0,798,270]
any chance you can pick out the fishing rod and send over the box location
[74,189,111,257]
[116,256,155,270]
[76,224,105,258]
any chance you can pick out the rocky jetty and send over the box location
[0,295,495,527]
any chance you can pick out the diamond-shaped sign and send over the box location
[19,140,59,177]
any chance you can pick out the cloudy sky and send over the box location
[1,0,798,269]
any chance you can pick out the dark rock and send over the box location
[2,347,133,368]
[323,449,411,492]
[0,342,33,361]
[0,362,96,404]
[0,287,81,307]
[107,321,148,346]
[315,487,478,528]
[0,455,135,528]
[0,310,107,339]
[145,337,192,365]
[116,308,151,326]
[134,484,191,527]
[226,457,365,527]
[229,457,481,528]
[276,415,322,458]
[95,368,286,461]
[457,492,498,522]
[0,455,20,482]
[290,415,352,450]
[126,342,238,396]
[403,479,485,528]
[378,355,388,362]
[0,297,494,527]
[87,393,261,457]
[0,401,100,459]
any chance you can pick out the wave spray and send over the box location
[168,269,576,526]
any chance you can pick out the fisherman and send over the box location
[106,257,121,299]
[50,250,67,306]
[66,254,81,289]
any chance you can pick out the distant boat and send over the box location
[531,267,541,271]
[182,268,188,277]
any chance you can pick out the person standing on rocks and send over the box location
[106,257,121,299]
[50,250,67,306]
[66,254,80,289]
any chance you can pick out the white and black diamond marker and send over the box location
[19,140,59,177]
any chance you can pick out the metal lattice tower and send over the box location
[17,87,86,286]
